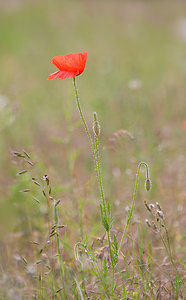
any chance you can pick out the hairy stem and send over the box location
[95,135,115,295]
[118,162,149,255]
[73,78,97,172]
[73,77,115,296]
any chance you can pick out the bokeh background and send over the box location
[0,0,185,298]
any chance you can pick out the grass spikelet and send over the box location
[104,129,134,151]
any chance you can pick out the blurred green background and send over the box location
[0,0,185,294]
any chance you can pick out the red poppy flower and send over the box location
[48,52,88,80]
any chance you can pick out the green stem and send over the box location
[94,136,107,220]
[118,162,149,256]
[95,135,115,296]
[73,78,97,173]
[73,78,114,296]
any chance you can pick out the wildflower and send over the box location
[48,52,88,80]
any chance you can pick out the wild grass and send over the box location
[0,0,186,299]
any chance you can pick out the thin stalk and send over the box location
[158,230,179,296]
[43,184,52,241]
[164,224,177,271]
[118,162,149,256]
[159,221,177,272]
[54,201,66,299]
[73,77,97,173]
[95,135,115,294]
[94,136,107,221]
[73,77,115,296]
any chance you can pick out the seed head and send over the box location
[156,202,162,211]
[43,174,49,185]
[149,203,155,210]
[157,210,164,219]
[152,221,157,231]
[145,219,151,228]
[144,200,151,212]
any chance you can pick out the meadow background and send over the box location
[0,0,185,299]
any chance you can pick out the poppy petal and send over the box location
[48,52,88,80]
[78,52,88,74]
[48,70,78,80]
[52,52,88,75]
[52,55,76,72]
[48,71,61,80]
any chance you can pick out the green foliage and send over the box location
[126,205,133,224]
[100,203,109,232]
[121,286,127,299]
[111,234,118,266]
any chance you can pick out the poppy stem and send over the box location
[94,134,115,295]
[73,77,115,294]
[72,77,97,172]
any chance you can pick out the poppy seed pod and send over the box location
[93,112,101,137]
[145,178,151,192]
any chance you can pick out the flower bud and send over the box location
[145,178,151,192]
[93,112,101,137]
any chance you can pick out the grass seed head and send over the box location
[152,221,157,231]
[157,210,164,219]
[17,170,28,175]
[145,219,151,228]
[43,174,49,185]
[149,203,155,210]
[156,202,162,211]
[144,200,151,212]
[55,199,61,207]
